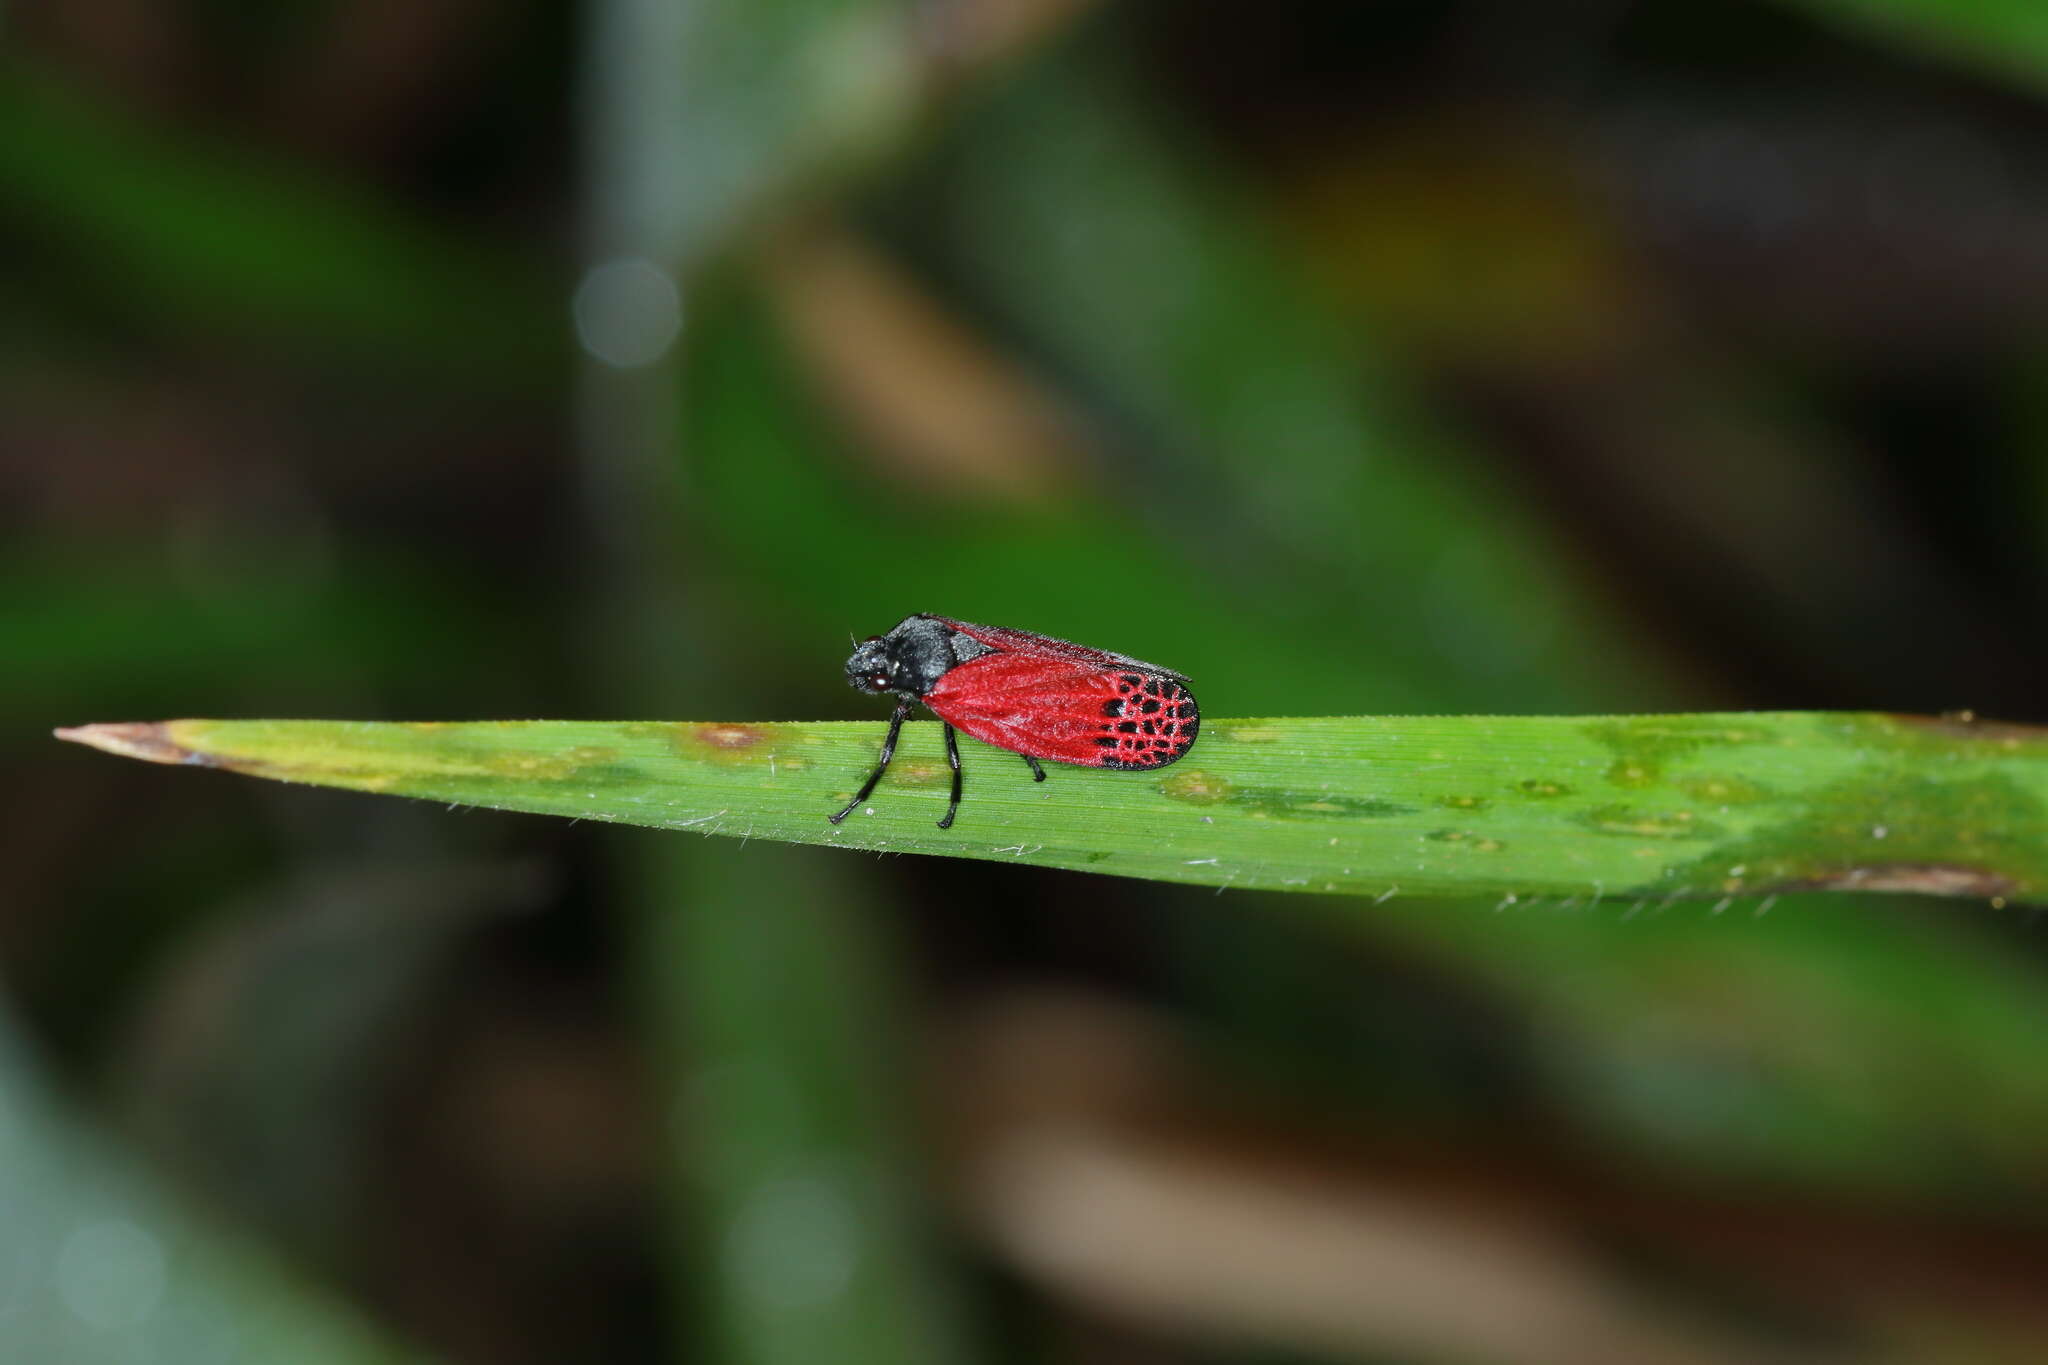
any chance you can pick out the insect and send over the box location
[830,614,1201,829]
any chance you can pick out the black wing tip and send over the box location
[1099,745,1195,771]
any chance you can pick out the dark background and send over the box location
[7,1,2048,1361]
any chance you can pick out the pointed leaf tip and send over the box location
[54,722,203,765]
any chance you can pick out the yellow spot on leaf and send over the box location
[1159,769,1231,804]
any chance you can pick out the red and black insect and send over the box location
[831,614,1201,829]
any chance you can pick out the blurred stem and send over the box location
[576,0,691,696]
[643,841,962,1362]
[577,1,959,1362]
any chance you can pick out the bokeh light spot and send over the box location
[725,1173,859,1311]
[573,258,683,368]
[55,1219,166,1331]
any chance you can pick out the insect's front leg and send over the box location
[1020,755,1045,782]
[831,697,913,823]
[938,722,962,829]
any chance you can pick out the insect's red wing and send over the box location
[924,651,1200,770]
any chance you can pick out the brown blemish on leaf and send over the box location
[1668,770,2047,904]
[1882,712,2048,749]
[674,723,774,765]
[55,722,216,767]
[1777,864,2018,898]
[655,722,807,773]
[1437,794,1491,812]
[1159,769,1231,804]
[698,724,764,749]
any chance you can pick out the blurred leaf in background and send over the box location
[0,1001,419,1363]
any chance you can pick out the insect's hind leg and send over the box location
[938,723,963,829]
[830,697,912,823]
[1020,755,1045,782]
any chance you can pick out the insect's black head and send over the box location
[845,614,958,697]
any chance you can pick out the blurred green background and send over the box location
[8,0,2048,1361]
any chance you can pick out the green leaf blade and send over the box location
[56,713,2048,903]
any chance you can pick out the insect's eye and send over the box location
[871,673,890,689]
[865,635,883,643]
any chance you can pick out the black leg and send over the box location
[1021,754,1045,782]
[938,723,962,828]
[830,697,912,823]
